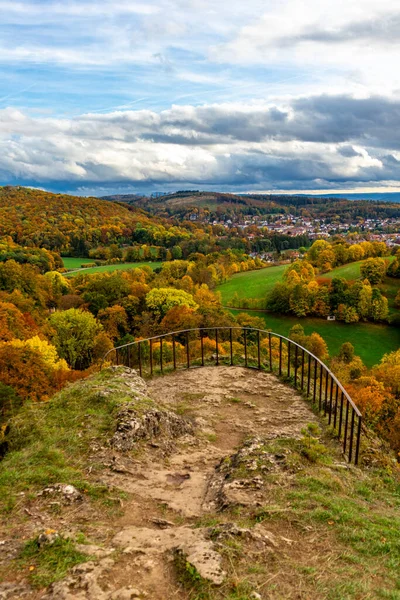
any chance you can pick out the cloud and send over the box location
[1,95,399,193]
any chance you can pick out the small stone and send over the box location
[37,530,60,547]
[38,483,82,503]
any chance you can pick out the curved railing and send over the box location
[102,327,362,465]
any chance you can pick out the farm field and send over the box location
[318,255,395,280]
[227,309,400,368]
[62,257,93,269]
[63,260,162,277]
[218,257,397,305]
[217,260,400,367]
[217,265,286,304]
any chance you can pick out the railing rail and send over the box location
[102,327,362,465]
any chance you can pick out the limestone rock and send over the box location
[113,526,226,585]
[0,583,31,599]
[111,404,193,452]
[37,483,82,503]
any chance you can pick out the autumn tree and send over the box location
[360,257,387,285]
[49,308,103,369]
[145,288,198,319]
[97,305,129,340]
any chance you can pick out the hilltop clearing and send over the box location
[0,366,399,599]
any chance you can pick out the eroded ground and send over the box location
[1,366,378,600]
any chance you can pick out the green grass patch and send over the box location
[227,308,400,367]
[0,369,137,513]
[61,257,94,269]
[63,261,162,276]
[319,256,396,282]
[217,258,399,366]
[217,265,287,304]
[18,535,91,588]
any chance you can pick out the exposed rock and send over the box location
[203,436,291,511]
[208,522,279,549]
[37,530,60,546]
[111,404,193,452]
[108,366,148,397]
[0,583,31,599]
[37,484,82,503]
[109,587,147,600]
[43,558,115,600]
[113,526,226,585]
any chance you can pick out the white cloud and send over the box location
[0,96,398,191]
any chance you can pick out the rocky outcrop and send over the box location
[203,436,291,511]
[113,526,226,585]
[111,404,193,451]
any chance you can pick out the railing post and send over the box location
[307,354,311,396]
[244,328,248,368]
[344,401,350,455]
[173,336,176,370]
[201,332,204,367]
[230,328,233,366]
[215,328,219,366]
[160,338,163,373]
[279,338,282,376]
[269,333,272,372]
[127,345,131,369]
[287,341,291,378]
[301,349,305,390]
[349,409,355,463]
[355,415,362,466]
[338,392,344,438]
[257,330,261,370]
[150,339,153,376]
[333,384,339,429]
[313,359,317,403]
[324,370,329,415]
[294,345,298,388]
[186,331,190,368]
[319,364,323,410]
[328,377,334,424]
[116,348,119,366]
[138,342,142,377]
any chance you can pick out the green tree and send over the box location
[360,257,387,285]
[369,289,389,321]
[338,342,354,364]
[145,288,198,318]
[49,308,103,369]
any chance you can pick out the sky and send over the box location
[1,0,400,196]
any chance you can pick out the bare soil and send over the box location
[0,367,323,600]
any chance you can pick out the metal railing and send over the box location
[102,327,362,465]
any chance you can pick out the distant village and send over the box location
[188,211,400,245]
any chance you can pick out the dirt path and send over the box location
[82,367,317,600]
[4,367,320,600]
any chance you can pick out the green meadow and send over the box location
[62,258,162,277]
[62,257,93,269]
[217,265,287,304]
[227,309,400,368]
[217,260,400,367]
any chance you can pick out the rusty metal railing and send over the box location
[102,327,362,465]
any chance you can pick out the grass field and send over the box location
[217,261,400,367]
[62,257,93,269]
[318,260,365,281]
[63,261,162,277]
[217,265,287,304]
[227,309,400,367]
